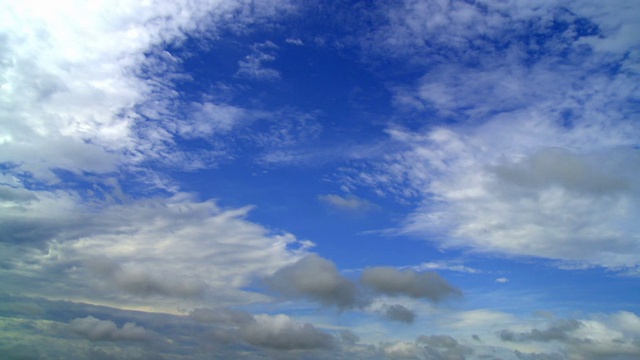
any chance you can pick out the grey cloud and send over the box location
[418,334,471,360]
[360,267,461,301]
[242,314,336,350]
[189,307,253,325]
[492,148,636,195]
[417,334,460,349]
[383,304,416,324]
[86,256,206,299]
[340,329,360,344]
[499,319,582,343]
[266,254,360,309]
[190,307,336,351]
[69,316,151,342]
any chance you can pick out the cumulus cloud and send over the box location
[382,304,416,324]
[70,316,151,342]
[190,307,335,351]
[360,267,461,301]
[266,254,360,309]
[497,313,640,359]
[242,314,335,350]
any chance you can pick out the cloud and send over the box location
[499,319,582,342]
[318,194,376,212]
[495,277,509,284]
[391,127,640,269]
[286,38,304,46]
[242,314,336,350]
[360,267,461,301]
[266,254,360,309]
[0,0,295,183]
[410,261,480,274]
[0,192,310,310]
[236,41,281,81]
[69,316,151,342]
[190,307,336,351]
[382,304,416,324]
[348,0,640,271]
[497,313,640,359]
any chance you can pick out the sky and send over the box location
[1,0,639,359]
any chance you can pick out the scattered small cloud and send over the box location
[236,41,281,81]
[410,261,480,274]
[495,277,509,283]
[318,194,376,213]
[285,38,304,46]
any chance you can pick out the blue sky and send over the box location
[1,0,639,359]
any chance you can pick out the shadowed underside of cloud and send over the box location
[2,293,640,360]
[382,304,417,324]
[266,254,361,309]
[189,307,335,351]
[69,316,152,342]
[360,267,461,301]
[265,254,460,322]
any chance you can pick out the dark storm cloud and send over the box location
[266,254,361,309]
[360,267,461,301]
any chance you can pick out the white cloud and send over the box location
[495,277,509,284]
[0,0,294,182]
[318,194,376,212]
[353,0,640,271]
[0,191,311,311]
[236,41,281,81]
[382,122,640,269]
[409,261,480,274]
